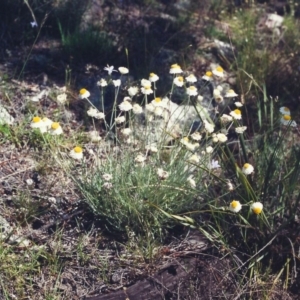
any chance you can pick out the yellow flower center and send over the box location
[189,86,196,90]
[183,137,189,142]
[228,89,234,93]
[74,146,82,153]
[171,64,180,69]
[79,88,87,95]
[243,163,251,169]
[51,122,60,130]
[231,200,239,208]
[150,73,156,77]
[216,66,224,72]
[33,116,41,123]
[144,86,151,90]
[205,71,212,77]
[252,207,262,214]
[234,109,241,115]
[283,115,291,121]
[154,97,161,103]
[177,76,184,82]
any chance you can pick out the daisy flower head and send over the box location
[141,79,151,87]
[113,79,121,87]
[190,131,202,141]
[141,86,153,95]
[204,120,215,133]
[151,97,163,107]
[89,130,102,142]
[235,126,247,134]
[118,67,129,74]
[135,154,146,164]
[186,85,198,96]
[251,202,263,215]
[79,88,90,99]
[115,116,126,124]
[121,128,132,136]
[30,116,43,129]
[70,146,83,160]
[185,74,197,83]
[119,100,133,112]
[225,89,238,98]
[97,79,108,87]
[213,88,223,103]
[188,154,200,164]
[87,107,105,119]
[173,76,184,87]
[242,163,254,175]
[169,64,183,74]
[206,146,214,154]
[132,103,143,114]
[216,133,228,143]
[157,168,169,180]
[49,122,63,135]
[280,115,297,127]
[230,109,242,120]
[128,86,139,97]
[104,64,117,75]
[57,93,67,105]
[279,106,290,115]
[220,114,233,123]
[234,101,243,107]
[149,73,159,82]
[197,95,204,102]
[212,66,225,78]
[229,200,242,213]
[202,71,213,81]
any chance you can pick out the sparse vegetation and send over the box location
[1,0,300,299]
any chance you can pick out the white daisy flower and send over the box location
[89,130,102,142]
[132,103,143,114]
[173,76,184,87]
[279,106,290,115]
[235,126,247,134]
[115,116,126,124]
[229,200,242,213]
[79,88,90,99]
[225,89,238,98]
[157,168,169,180]
[186,85,198,96]
[141,79,151,87]
[97,79,108,87]
[113,79,121,87]
[280,115,297,127]
[188,154,200,163]
[220,114,233,123]
[119,100,133,111]
[118,67,129,74]
[57,93,67,105]
[141,86,153,95]
[169,63,183,74]
[149,73,159,82]
[216,133,228,143]
[135,154,146,163]
[197,95,204,102]
[234,101,243,107]
[212,66,225,78]
[202,71,213,81]
[190,132,202,141]
[230,109,242,120]
[49,122,63,135]
[206,146,214,154]
[87,107,105,119]
[242,163,254,175]
[69,146,83,160]
[185,74,197,83]
[250,202,263,215]
[121,128,132,136]
[204,120,215,133]
[128,86,139,97]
